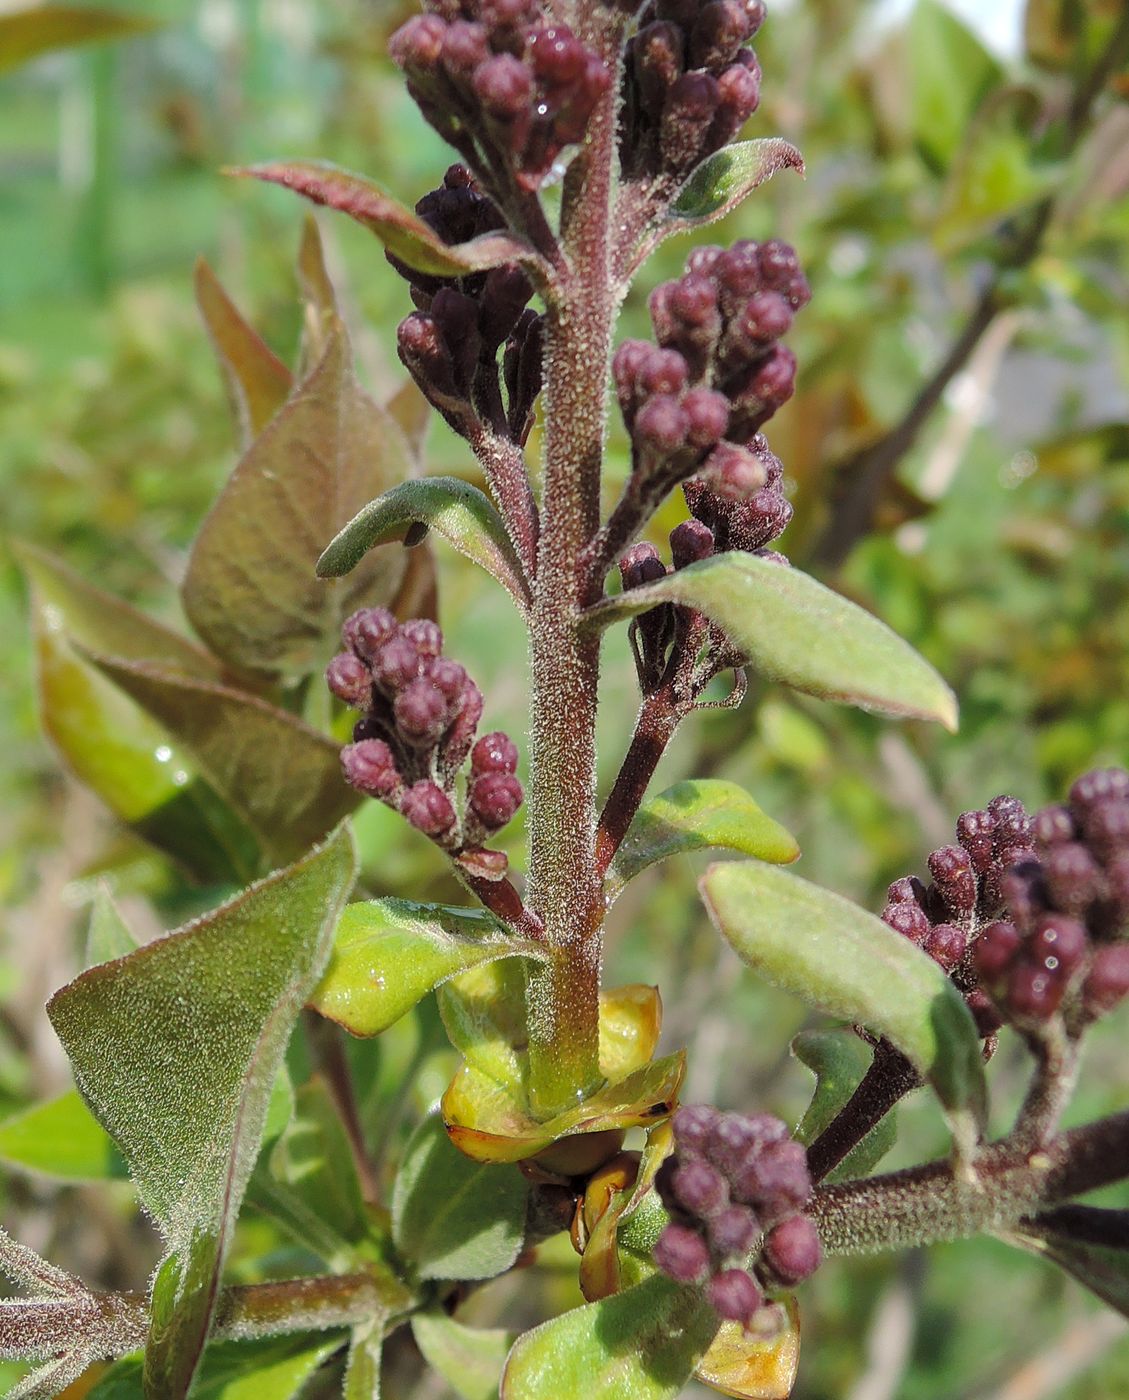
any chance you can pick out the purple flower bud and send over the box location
[925,922,967,971]
[689,0,751,70]
[1028,914,1087,974]
[440,677,485,777]
[341,739,402,802]
[474,52,533,119]
[401,781,458,839]
[705,441,767,500]
[967,987,1004,1037]
[762,1215,822,1286]
[660,72,720,173]
[612,339,653,423]
[672,1103,721,1155]
[653,1223,711,1284]
[1044,842,1102,915]
[639,347,690,399]
[928,844,977,918]
[430,658,469,705]
[529,24,588,85]
[670,518,715,569]
[469,771,524,830]
[733,291,793,349]
[441,20,490,79]
[479,264,534,348]
[634,394,690,454]
[1007,957,1065,1020]
[682,388,730,448]
[471,731,520,775]
[735,1138,810,1214]
[326,652,372,708]
[1070,768,1129,815]
[634,22,685,112]
[1034,804,1076,848]
[1084,944,1129,1018]
[398,312,461,402]
[744,0,767,37]
[371,635,423,695]
[709,1204,759,1258]
[672,1159,729,1217]
[715,241,763,306]
[343,607,397,661]
[999,861,1044,934]
[400,619,444,657]
[708,1269,764,1325]
[389,14,448,71]
[687,244,724,277]
[758,239,808,308]
[882,900,931,942]
[973,920,1020,983]
[394,677,450,747]
[1082,799,1129,861]
[887,875,928,906]
[956,808,996,874]
[620,541,668,591]
[988,795,1032,851]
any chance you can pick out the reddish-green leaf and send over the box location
[668,139,805,229]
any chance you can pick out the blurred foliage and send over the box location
[1,0,1128,1395]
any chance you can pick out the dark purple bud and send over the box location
[1028,914,1087,974]
[882,900,930,943]
[999,861,1044,934]
[733,1137,809,1213]
[653,1223,711,1284]
[758,239,808,308]
[469,771,524,830]
[711,61,761,145]
[341,739,402,802]
[635,22,685,112]
[1070,767,1129,815]
[441,20,490,79]
[925,922,967,971]
[326,652,372,708]
[400,618,444,657]
[389,14,448,71]
[612,339,653,423]
[705,440,767,501]
[687,244,724,277]
[440,677,484,776]
[1044,842,1102,915]
[689,0,751,70]
[671,273,720,328]
[620,542,668,591]
[474,53,534,119]
[1082,799,1129,860]
[529,24,588,85]
[967,988,1004,1037]
[672,1159,729,1217]
[672,1103,721,1155]
[343,607,397,661]
[639,347,690,399]
[670,518,715,569]
[1084,944,1129,1018]
[715,241,763,306]
[709,1204,758,1257]
[973,920,1021,983]
[988,795,1032,851]
[708,1269,763,1325]
[371,635,423,695]
[401,780,458,839]
[734,290,794,348]
[472,731,520,775]
[956,808,996,874]
[479,264,534,347]
[398,312,461,402]
[394,677,449,747]
[682,388,730,448]
[744,0,767,37]
[660,72,720,173]
[1034,804,1076,848]
[430,658,469,705]
[762,1215,822,1286]
[928,844,977,919]
[887,875,928,906]
[705,1112,781,1179]
[1007,957,1065,1020]
[634,394,690,454]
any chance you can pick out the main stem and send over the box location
[524,6,622,1119]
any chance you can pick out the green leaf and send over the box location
[19,546,259,882]
[909,0,1003,172]
[344,1321,382,1399]
[87,1333,341,1400]
[182,315,410,680]
[606,779,799,903]
[500,1273,718,1400]
[311,899,546,1038]
[584,553,957,730]
[392,1111,528,1281]
[85,886,139,967]
[232,161,548,284]
[80,652,358,864]
[0,1091,127,1183]
[0,4,154,74]
[699,863,987,1132]
[47,825,357,1400]
[437,960,530,1094]
[194,259,293,447]
[1003,1206,1129,1319]
[792,1030,896,1183]
[318,477,530,612]
[668,139,805,229]
[412,1313,514,1400]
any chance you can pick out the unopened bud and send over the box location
[401,780,458,838]
[326,652,372,708]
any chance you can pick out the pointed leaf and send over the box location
[412,1315,513,1400]
[668,140,805,229]
[599,985,663,1083]
[693,1299,801,1400]
[233,162,548,283]
[438,960,531,1094]
[500,1273,718,1400]
[80,652,358,863]
[344,1321,382,1399]
[318,477,530,612]
[0,1091,127,1183]
[87,1333,342,1400]
[607,780,799,903]
[585,553,957,730]
[392,1112,528,1281]
[792,1030,896,1183]
[195,259,293,446]
[0,5,154,74]
[47,826,357,1400]
[909,0,1002,172]
[442,1053,685,1165]
[701,863,986,1131]
[311,899,546,1038]
[183,319,410,679]
[85,886,139,967]
[1004,1206,1129,1319]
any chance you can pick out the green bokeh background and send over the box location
[1,0,1128,1395]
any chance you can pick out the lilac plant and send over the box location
[6,1,1129,1398]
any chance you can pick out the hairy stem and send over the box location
[806,1038,922,1185]
[1011,1020,1080,1153]
[812,1109,1129,1258]
[468,425,540,585]
[595,686,682,879]
[524,5,623,1117]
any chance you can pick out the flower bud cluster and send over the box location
[652,1104,821,1328]
[328,607,523,855]
[390,2,610,193]
[392,165,543,445]
[621,0,767,183]
[973,769,1129,1027]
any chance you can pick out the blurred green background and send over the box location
[1,0,1128,1396]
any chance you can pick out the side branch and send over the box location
[467,424,540,583]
